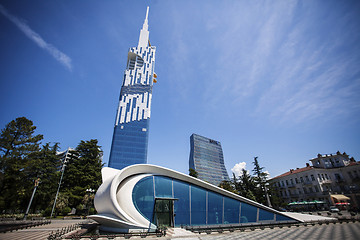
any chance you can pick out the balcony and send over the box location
[321,179,332,185]
[302,180,313,186]
[287,183,296,188]
[289,193,299,197]
[335,179,345,184]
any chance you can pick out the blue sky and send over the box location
[1,0,359,178]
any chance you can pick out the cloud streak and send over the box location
[0,4,72,71]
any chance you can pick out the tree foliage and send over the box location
[0,117,104,215]
[189,168,198,178]
[252,157,269,205]
[0,117,44,212]
[218,157,270,205]
[62,139,103,209]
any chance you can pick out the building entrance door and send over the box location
[153,198,176,227]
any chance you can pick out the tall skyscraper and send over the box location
[189,134,230,186]
[108,7,156,170]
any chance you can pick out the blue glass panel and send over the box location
[132,176,154,221]
[155,176,172,198]
[258,209,274,221]
[208,191,223,225]
[109,119,150,170]
[173,180,190,226]
[224,197,239,224]
[240,202,257,223]
[191,185,206,225]
[276,214,294,221]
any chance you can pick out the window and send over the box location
[173,180,190,226]
[224,197,239,224]
[155,176,172,197]
[276,214,293,221]
[303,188,308,194]
[311,175,315,181]
[207,191,223,224]
[191,186,206,225]
[300,177,303,183]
[290,179,294,185]
[305,176,309,182]
[286,180,289,186]
[259,209,274,221]
[314,185,319,192]
[132,176,155,221]
[295,178,299,184]
[240,203,257,223]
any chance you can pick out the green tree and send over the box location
[218,179,237,194]
[237,169,257,201]
[252,157,270,205]
[0,117,43,212]
[62,139,103,209]
[26,143,61,212]
[189,168,198,178]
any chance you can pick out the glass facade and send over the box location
[108,8,156,170]
[132,175,295,227]
[109,119,150,170]
[189,134,230,186]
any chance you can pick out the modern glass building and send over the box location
[89,164,298,233]
[189,134,230,186]
[108,7,156,170]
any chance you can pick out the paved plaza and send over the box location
[1,218,359,240]
[162,222,360,240]
[0,219,86,240]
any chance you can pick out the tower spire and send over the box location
[138,6,150,49]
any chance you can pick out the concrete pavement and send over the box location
[0,219,86,240]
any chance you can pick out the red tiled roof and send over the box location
[271,166,313,180]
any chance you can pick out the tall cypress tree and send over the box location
[252,157,269,205]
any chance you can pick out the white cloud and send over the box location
[231,162,247,178]
[0,4,72,71]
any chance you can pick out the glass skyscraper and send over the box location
[189,134,230,186]
[108,7,156,170]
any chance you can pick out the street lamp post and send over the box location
[50,161,67,218]
[23,178,40,220]
[86,188,95,216]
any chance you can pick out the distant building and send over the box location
[108,7,157,170]
[189,134,230,186]
[57,147,75,164]
[269,152,360,210]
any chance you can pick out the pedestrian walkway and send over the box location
[77,222,360,240]
[170,222,360,240]
[2,218,358,240]
[0,219,86,240]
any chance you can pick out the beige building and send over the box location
[270,152,360,210]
